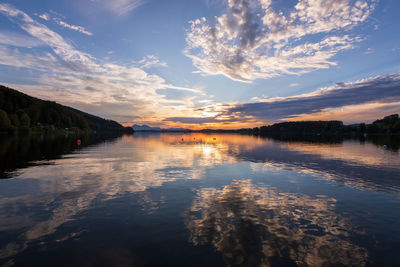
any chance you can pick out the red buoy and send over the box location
[77,139,81,145]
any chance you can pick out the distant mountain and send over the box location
[0,85,133,134]
[132,124,191,132]
[132,124,162,131]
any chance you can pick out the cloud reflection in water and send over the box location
[0,133,398,264]
[185,180,367,267]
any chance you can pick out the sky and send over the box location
[0,0,399,129]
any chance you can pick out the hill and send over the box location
[0,85,133,134]
[70,107,133,134]
[364,114,400,134]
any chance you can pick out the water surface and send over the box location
[0,133,399,266]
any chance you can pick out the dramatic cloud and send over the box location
[220,74,400,123]
[185,0,376,82]
[0,4,204,126]
[165,74,400,126]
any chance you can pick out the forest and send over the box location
[0,85,133,135]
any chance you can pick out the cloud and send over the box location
[164,117,234,124]
[55,20,93,36]
[168,74,400,126]
[91,0,145,16]
[364,47,374,54]
[37,11,93,36]
[0,31,44,48]
[0,44,58,70]
[0,4,94,70]
[284,102,400,123]
[163,110,258,127]
[218,74,400,123]
[134,55,167,69]
[0,4,204,126]
[38,13,50,21]
[184,0,376,82]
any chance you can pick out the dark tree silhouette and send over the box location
[0,85,133,134]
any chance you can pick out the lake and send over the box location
[0,133,399,266]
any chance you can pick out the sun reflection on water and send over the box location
[0,133,398,264]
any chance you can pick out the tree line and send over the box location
[0,85,133,135]
[243,114,400,136]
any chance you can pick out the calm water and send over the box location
[0,133,399,266]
